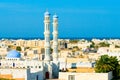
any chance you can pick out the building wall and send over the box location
[59,72,113,80]
[0,68,30,80]
[0,60,44,80]
[0,48,9,55]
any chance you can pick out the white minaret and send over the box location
[44,11,51,61]
[52,14,58,61]
[52,14,59,78]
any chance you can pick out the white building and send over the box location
[97,47,120,60]
[59,71,113,80]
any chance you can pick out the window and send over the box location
[36,75,39,80]
[27,66,29,68]
[13,63,15,67]
[39,66,41,68]
[68,75,75,80]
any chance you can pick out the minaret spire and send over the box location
[52,14,58,61]
[44,11,51,61]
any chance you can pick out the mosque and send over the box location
[0,11,59,80]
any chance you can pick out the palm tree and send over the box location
[95,55,118,74]
[109,56,119,76]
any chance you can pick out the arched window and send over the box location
[27,66,29,68]
[13,63,15,67]
[39,66,41,68]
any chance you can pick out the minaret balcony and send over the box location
[53,23,58,26]
[44,20,50,23]
[52,31,58,35]
[44,31,50,35]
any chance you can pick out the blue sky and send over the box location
[0,0,120,38]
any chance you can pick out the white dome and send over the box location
[53,14,58,18]
[44,11,50,16]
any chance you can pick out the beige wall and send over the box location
[67,68,94,73]
[0,68,30,80]
[59,72,113,80]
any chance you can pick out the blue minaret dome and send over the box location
[44,11,50,16]
[6,50,21,58]
[53,14,58,18]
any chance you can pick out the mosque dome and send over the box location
[6,50,21,58]
[44,11,50,16]
[53,14,58,18]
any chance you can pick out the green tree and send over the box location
[90,41,95,48]
[98,42,110,47]
[116,65,120,77]
[109,56,119,76]
[95,55,114,73]
[69,40,79,43]
[25,47,30,49]
[8,45,12,48]
[16,46,22,51]
[73,46,79,51]
[115,45,120,48]
[90,41,98,49]
[95,55,119,77]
